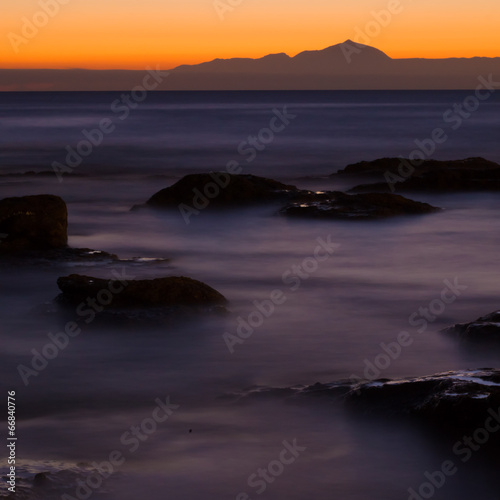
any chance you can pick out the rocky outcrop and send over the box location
[0,195,122,263]
[337,157,500,193]
[442,310,500,341]
[235,369,500,436]
[56,274,227,308]
[344,370,500,431]
[139,172,440,220]
[280,191,439,219]
[0,461,108,500]
[336,157,500,177]
[0,195,68,253]
[141,173,298,209]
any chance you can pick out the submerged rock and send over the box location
[442,310,500,341]
[56,274,227,308]
[0,194,68,253]
[140,173,298,209]
[16,247,119,263]
[280,191,439,219]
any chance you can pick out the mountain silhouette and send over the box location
[174,41,392,75]
[1,41,499,91]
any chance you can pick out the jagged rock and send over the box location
[442,310,500,341]
[344,370,500,429]
[280,191,439,219]
[235,369,500,435]
[0,194,67,253]
[139,173,298,209]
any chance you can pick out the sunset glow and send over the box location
[1,0,499,69]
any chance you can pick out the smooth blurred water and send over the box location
[1,91,500,499]
[1,90,500,177]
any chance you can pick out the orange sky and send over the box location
[1,0,499,69]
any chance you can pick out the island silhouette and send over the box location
[1,41,499,91]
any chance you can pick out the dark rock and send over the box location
[280,191,439,219]
[442,310,500,341]
[137,172,439,220]
[0,194,67,253]
[0,195,121,263]
[232,381,351,403]
[33,472,50,487]
[335,157,500,177]
[343,369,500,434]
[140,173,298,209]
[236,369,500,436]
[56,274,227,308]
[340,157,500,193]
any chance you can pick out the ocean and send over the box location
[1,90,500,499]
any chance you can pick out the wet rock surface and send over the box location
[0,460,113,500]
[142,173,298,209]
[0,195,118,263]
[338,157,500,193]
[235,369,500,435]
[442,310,500,341]
[137,172,441,220]
[280,191,439,219]
[0,194,68,253]
[344,370,500,429]
[56,274,227,309]
[335,157,500,177]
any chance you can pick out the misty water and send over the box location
[1,91,500,499]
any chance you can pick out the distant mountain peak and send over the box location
[337,39,362,48]
[291,41,392,65]
[151,41,500,89]
[341,39,366,46]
